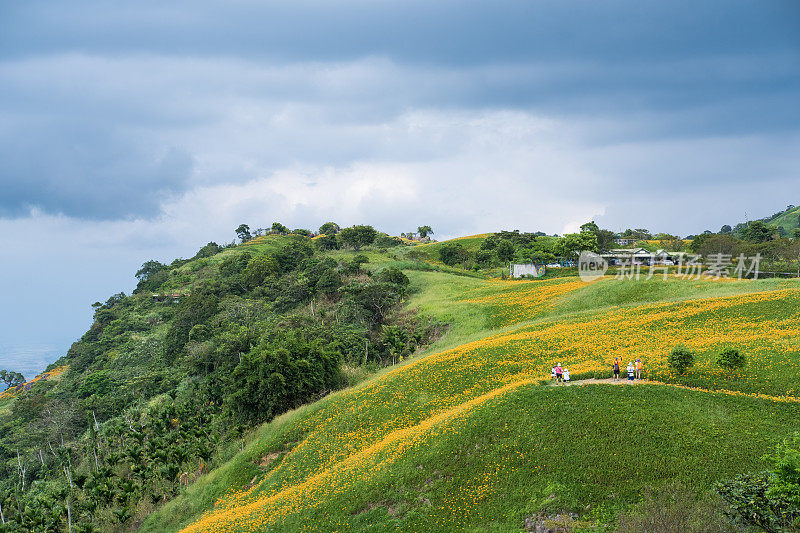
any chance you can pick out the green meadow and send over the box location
[142,248,800,532]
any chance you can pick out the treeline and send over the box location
[424,227,601,270]
[0,224,440,531]
[689,220,800,272]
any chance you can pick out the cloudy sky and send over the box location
[1,0,799,377]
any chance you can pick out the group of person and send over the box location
[550,363,570,384]
[551,357,644,384]
[612,357,643,381]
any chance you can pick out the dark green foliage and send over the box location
[236,224,252,243]
[339,225,377,250]
[242,254,279,289]
[0,369,25,389]
[315,233,339,250]
[192,242,221,260]
[474,250,492,267]
[292,228,312,236]
[717,347,746,370]
[135,260,166,283]
[78,370,116,398]
[271,222,289,235]
[134,260,169,292]
[0,229,437,531]
[439,242,470,266]
[557,231,599,257]
[717,434,800,532]
[740,220,776,243]
[417,225,433,238]
[316,269,343,295]
[319,222,340,235]
[225,336,343,425]
[377,267,410,288]
[668,345,695,374]
[163,292,220,360]
[495,240,515,263]
[347,254,369,274]
[375,233,403,248]
[219,251,251,278]
[300,256,338,287]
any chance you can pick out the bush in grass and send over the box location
[617,483,737,533]
[716,433,800,532]
[668,345,695,375]
[717,347,746,370]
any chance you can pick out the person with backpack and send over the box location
[635,358,643,380]
[612,358,621,380]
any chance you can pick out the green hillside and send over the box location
[143,264,800,531]
[765,204,800,233]
[3,227,800,532]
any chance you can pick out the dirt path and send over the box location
[551,377,643,387]
[547,377,800,404]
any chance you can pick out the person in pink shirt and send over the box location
[554,363,563,384]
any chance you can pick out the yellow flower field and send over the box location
[173,276,800,532]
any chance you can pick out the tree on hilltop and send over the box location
[495,240,515,264]
[740,220,775,243]
[340,225,377,250]
[417,226,433,239]
[135,260,167,282]
[0,369,25,390]
[236,224,252,243]
[319,222,340,235]
[271,222,289,235]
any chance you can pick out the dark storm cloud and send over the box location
[3,0,798,64]
[0,119,193,219]
[0,0,798,219]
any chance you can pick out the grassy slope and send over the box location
[766,205,800,233]
[141,255,800,532]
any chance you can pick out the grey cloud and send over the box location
[0,120,193,219]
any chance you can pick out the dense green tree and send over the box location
[741,220,776,243]
[557,232,599,257]
[315,233,339,250]
[495,240,515,264]
[0,369,25,389]
[316,270,343,295]
[717,348,746,370]
[135,260,167,283]
[271,222,290,235]
[417,225,433,239]
[439,242,471,266]
[580,221,615,250]
[243,255,280,289]
[339,225,377,250]
[695,234,740,257]
[235,224,252,243]
[668,346,695,375]
[377,267,410,288]
[319,222,340,235]
[193,242,221,259]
